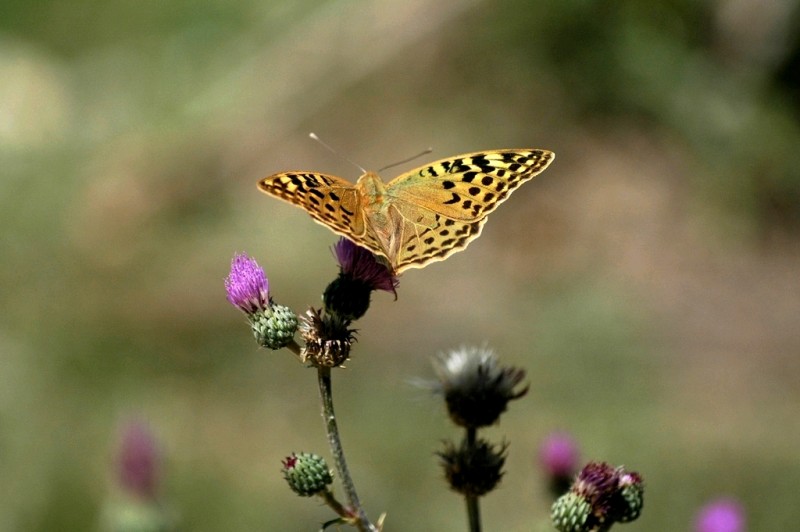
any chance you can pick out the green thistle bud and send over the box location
[251,303,298,350]
[281,452,333,497]
[551,491,592,532]
[615,472,644,523]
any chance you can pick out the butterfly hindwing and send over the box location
[393,214,487,272]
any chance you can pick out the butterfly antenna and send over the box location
[309,132,367,174]
[378,147,434,173]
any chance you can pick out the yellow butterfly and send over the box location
[258,149,554,274]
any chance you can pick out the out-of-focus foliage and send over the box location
[2,0,799,530]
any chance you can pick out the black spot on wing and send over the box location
[443,193,461,205]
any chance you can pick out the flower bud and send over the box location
[551,491,592,532]
[281,452,334,497]
[251,303,298,350]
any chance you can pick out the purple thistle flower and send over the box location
[573,461,620,514]
[225,253,270,314]
[694,498,746,532]
[322,238,399,320]
[333,238,398,296]
[224,252,298,349]
[117,420,160,500]
[540,432,580,497]
[566,462,644,525]
[540,432,580,478]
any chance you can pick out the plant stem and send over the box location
[465,427,481,532]
[317,367,377,532]
[285,338,304,362]
[319,488,349,518]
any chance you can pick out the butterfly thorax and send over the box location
[356,172,388,207]
[355,171,403,259]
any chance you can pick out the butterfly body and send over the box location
[258,149,554,274]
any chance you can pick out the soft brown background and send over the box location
[2,0,799,529]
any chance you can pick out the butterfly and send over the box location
[257,148,555,274]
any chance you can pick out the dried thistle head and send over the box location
[299,307,356,367]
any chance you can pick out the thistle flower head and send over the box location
[438,437,507,497]
[225,253,270,314]
[552,461,644,531]
[540,431,581,497]
[117,420,160,501]
[432,346,528,428]
[323,238,399,320]
[334,238,398,294]
[300,307,356,367]
[694,498,746,532]
[225,253,298,349]
[540,432,581,477]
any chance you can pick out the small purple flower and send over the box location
[333,238,398,296]
[224,253,298,349]
[694,498,746,532]
[539,432,580,478]
[225,253,270,314]
[117,420,160,500]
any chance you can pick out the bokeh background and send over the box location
[3,0,800,530]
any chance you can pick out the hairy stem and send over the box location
[317,367,377,532]
[319,488,349,519]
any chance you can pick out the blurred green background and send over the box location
[3,0,800,530]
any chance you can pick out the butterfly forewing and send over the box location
[257,171,363,237]
[386,149,554,221]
